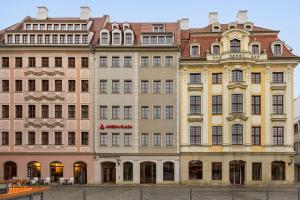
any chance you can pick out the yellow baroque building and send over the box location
[179,11,300,185]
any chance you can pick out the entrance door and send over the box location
[229,160,245,185]
[74,161,87,184]
[50,161,63,182]
[101,162,116,183]
[140,162,156,184]
[3,161,17,180]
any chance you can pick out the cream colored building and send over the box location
[179,11,300,185]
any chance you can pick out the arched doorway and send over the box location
[50,161,63,182]
[140,161,156,184]
[163,162,174,181]
[123,162,133,181]
[101,162,116,183]
[188,160,203,180]
[27,161,41,179]
[229,160,246,185]
[74,161,87,184]
[3,161,17,180]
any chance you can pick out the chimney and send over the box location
[208,12,218,25]
[80,6,90,20]
[180,18,189,30]
[36,6,48,20]
[237,10,248,24]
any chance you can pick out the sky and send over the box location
[0,0,299,97]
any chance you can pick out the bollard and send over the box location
[189,185,192,200]
[82,189,86,200]
[140,186,143,200]
[266,187,269,200]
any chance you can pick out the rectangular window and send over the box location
[153,106,161,119]
[55,80,63,92]
[252,95,261,115]
[81,105,89,119]
[252,163,262,181]
[28,80,35,91]
[212,95,222,115]
[153,133,161,146]
[100,133,108,146]
[53,35,58,44]
[2,80,9,92]
[68,80,76,92]
[28,57,36,68]
[166,80,173,94]
[272,72,284,83]
[252,126,261,145]
[28,132,35,145]
[141,80,149,93]
[22,35,28,44]
[41,57,49,67]
[190,96,201,115]
[75,35,80,44]
[142,36,149,44]
[232,125,243,145]
[141,56,149,67]
[2,132,9,145]
[81,80,89,92]
[15,57,22,68]
[30,35,35,44]
[45,35,50,44]
[100,80,107,93]
[166,133,174,146]
[153,56,161,67]
[212,162,222,180]
[273,126,284,145]
[37,35,43,44]
[55,105,62,118]
[153,80,161,93]
[158,36,165,44]
[124,80,132,93]
[81,132,89,145]
[68,57,75,68]
[55,57,62,68]
[41,80,49,91]
[212,126,222,145]
[141,106,149,119]
[166,36,173,44]
[99,56,107,67]
[251,73,261,84]
[82,35,88,44]
[68,132,75,145]
[81,57,89,68]
[165,56,173,67]
[15,132,22,145]
[112,57,120,67]
[112,106,120,119]
[212,73,222,84]
[15,105,22,118]
[165,106,173,119]
[150,36,157,44]
[125,33,132,44]
[272,95,284,114]
[124,106,132,119]
[124,133,132,146]
[112,133,120,146]
[55,132,62,145]
[124,56,132,67]
[190,73,201,84]
[60,35,65,44]
[141,133,149,146]
[99,106,108,119]
[232,94,243,113]
[190,126,201,145]
[41,105,49,118]
[28,105,35,118]
[68,105,75,119]
[2,57,9,68]
[112,80,120,93]
[67,35,73,44]
[2,105,9,118]
[41,132,49,145]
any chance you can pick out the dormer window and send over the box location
[153,25,165,32]
[113,32,121,45]
[40,24,45,30]
[232,69,243,82]
[123,23,130,30]
[252,44,260,54]
[47,24,52,30]
[7,35,13,44]
[61,24,66,30]
[230,39,241,53]
[75,24,80,31]
[274,44,282,55]
[112,23,119,30]
[124,32,133,45]
[158,36,165,44]
[67,24,73,30]
[54,24,59,30]
[82,24,87,31]
[190,45,200,57]
[212,45,220,54]
[26,24,31,30]
[244,24,253,31]
[228,24,236,29]
[33,24,38,30]
[212,24,220,32]
[101,32,109,44]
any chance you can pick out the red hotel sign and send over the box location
[99,124,133,130]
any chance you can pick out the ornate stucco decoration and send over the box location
[25,95,64,101]
[227,113,248,121]
[25,121,64,128]
[25,70,64,76]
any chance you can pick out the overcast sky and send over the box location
[1,0,299,97]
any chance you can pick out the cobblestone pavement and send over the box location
[43,185,299,200]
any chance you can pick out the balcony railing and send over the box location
[206,51,267,61]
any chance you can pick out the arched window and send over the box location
[212,45,220,54]
[74,161,87,184]
[230,39,241,52]
[232,124,243,145]
[272,161,285,180]
[274,44,282,55]
[191,45,199,57]
[113,32,121,45]
[101,32,109,44]
[163,162,174,181]
[50,161,63,182]
[123,162,133,181]
[232,69,243,82]
[189,160,202,180]
[252,44,260,54]
[28,161,41,179]
[124,32,133,45]
[3,161,17,180]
